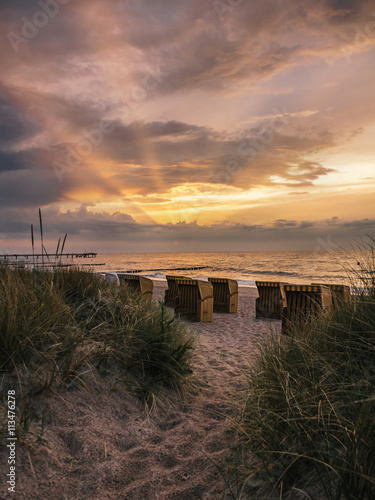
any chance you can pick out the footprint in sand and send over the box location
[59,430,85,456]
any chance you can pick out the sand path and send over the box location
[2,283,281,500]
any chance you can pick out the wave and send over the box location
[99,250,355,286]
[246,270,299,277]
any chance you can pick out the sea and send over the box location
[84,249,364,288]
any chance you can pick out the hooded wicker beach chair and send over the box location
[282,284,332,334]
[208,277,238,313]
[255,281,288,319]
[175,279,213,322]
[311,283,351,307]
[164,275,191,307]
[118,274,153,302]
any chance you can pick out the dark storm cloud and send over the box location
[4,84,107,133]
[0,148,42,173]
[2,0,374,104]
[102,120,213,147]
[0,0,41,18]
[325,0,366,12]
[44,115,340,195]
[0,0,373,252]
[0,145,119,209]
[2,204,374,253]
[0,169,63,208]
[273,220,316,229]
[110,164,211,195]
[124,0,375,94]
[47,213,375,243]
[342,218,375,229]
[143,121,209,138]
[46,204,139,236]
[65,113,337,194]
[2,0,373,98]
[274,220,299,228]
[0,145,81,210]
[0,80,347,207]
[0,85,41,148]
[62,116,226,162]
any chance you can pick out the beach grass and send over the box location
[238,239,375,499]
[0,265,196,442]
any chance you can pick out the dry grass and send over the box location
[0,266,196,444]
[238,238,375,499]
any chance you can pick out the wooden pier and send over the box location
[0,253,97,260]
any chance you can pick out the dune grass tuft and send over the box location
[239,238,375,499]
[0,265,196,443]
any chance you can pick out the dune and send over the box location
[2,282,281,499]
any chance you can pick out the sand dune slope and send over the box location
[1,283,280,499]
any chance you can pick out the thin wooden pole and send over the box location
[43,244,50,262]
[61,234,67,254]
[56,238,61,256]
[60,233,67,264]
[31,224,35,268]
[39,208,44,267]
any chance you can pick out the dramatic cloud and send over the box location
[1,204,374,253]
[0,86,41,148]
[0,0,374,251]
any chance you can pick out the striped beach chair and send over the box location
[255,281,288,319]
[208,277,238,313]
[164,275,190,307]
[175,279,213,322]
[311,283,351,307]
[282,284,332,334]
[118,274,154,302]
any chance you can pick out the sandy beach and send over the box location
[6,282,281,499]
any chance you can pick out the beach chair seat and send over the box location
[175,279,213,322]
[118,274,153,301]
[311,283,351,307]
[164,275,190,307]
[255,281,288,319]
[208,277,238,313]
[282,284,332,334]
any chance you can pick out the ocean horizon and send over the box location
[91,249,362,287]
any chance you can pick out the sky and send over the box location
[1,0,375,253]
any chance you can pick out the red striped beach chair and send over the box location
[255,281,288,319]
[208,277,238,313]
[175,279,213,322]
[164,275,190,307]
[118,274,154,302]
[282,284,332,334]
